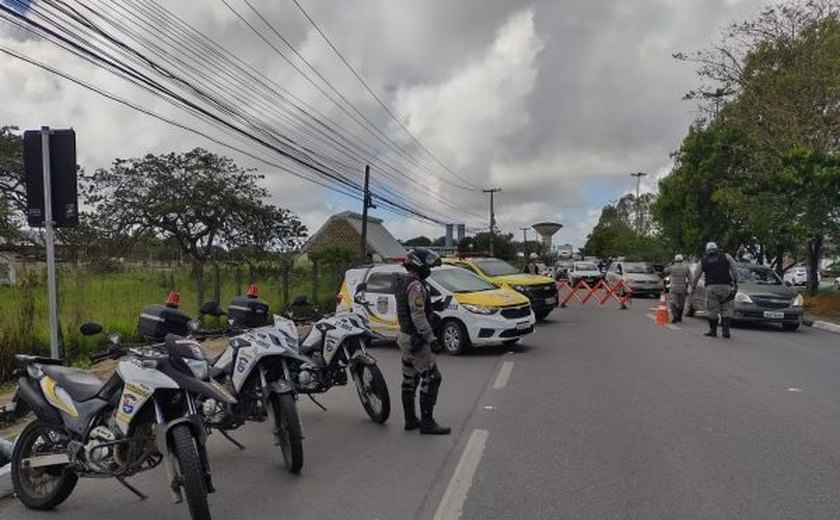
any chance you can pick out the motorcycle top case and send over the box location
[138,304,191,340]
[228,296,270,327]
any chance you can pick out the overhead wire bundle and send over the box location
[0,0,487,228]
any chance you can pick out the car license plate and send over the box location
[545,297,556,305]
[763,311,784,319]
[516,320,530,330]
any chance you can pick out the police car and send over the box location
[337,264,535,355]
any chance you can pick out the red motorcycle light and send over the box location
[247,284,259,298]
[165,291,181,308]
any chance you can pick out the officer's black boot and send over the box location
[721,318,731,339]
[704,318,718,337]
[419,396,450,435]
[402,390,421,431]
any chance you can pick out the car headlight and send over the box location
[734,292,753,304]
[792,294,804,307]
[462,304,499,315]
[511,285,527,293]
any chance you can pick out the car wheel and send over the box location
[441,320,470,356]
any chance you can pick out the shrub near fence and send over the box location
[0,259,349,383]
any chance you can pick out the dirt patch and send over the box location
[805,294,840,322]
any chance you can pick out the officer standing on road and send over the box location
[395,248,450,435]
[690,242,739,338]
[665,254,691,323]
[524,253,539,274]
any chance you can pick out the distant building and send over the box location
[301,211,406,262]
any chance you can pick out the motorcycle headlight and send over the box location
[462,304,499,315]
[734,292,753,304]
[792,294,804,307]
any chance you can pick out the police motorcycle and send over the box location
[282,295,390,425]
[186,294,309,474]
[5,323,235,520]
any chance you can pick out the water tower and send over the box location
[532,222,563,252]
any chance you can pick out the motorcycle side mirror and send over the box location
[80,322,103,336]
[199,300,222,316]
[188,320,201,331]
[292,294,309,306]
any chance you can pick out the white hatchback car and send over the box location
[783,265,820,286]
[337,264,535,355]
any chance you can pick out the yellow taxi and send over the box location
[442,256,559,320]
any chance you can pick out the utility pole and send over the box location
[360,165,375,261]
[630,172,647,234]
[483,188,501,256]
[519,227,529,255]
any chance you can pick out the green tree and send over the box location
[0,126,24,240]
[402,235,432,247]
[457,232,516,260]
[84,148,306,301]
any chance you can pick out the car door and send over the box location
[362,271,399,334]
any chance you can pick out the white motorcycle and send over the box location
[285,296,390,424]
[6,324,235,520]
[197,305,310,474]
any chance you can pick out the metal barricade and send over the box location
[556,279,632,310]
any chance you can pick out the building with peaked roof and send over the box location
[301,211,406,262]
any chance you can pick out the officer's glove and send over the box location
[430,339,443,354]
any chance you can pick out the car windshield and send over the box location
[624,263,655,274]
[431,268,497,293]
[575,262,598,271]
[473,258,519,276]
[738,266,782,285]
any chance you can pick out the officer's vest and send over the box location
[395,274,432,335]
[702,253,733,285]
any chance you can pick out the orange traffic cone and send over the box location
[654,294,669,326]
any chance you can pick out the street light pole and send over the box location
[630,172,647,234]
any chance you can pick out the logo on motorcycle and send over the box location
[376,296,389,314]
[236,356,249,374]
[122,394,138,415]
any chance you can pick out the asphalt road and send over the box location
[3,300,840,519]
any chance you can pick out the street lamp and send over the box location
[630,172,647,233]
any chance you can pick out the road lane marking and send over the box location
[493,361,514,390]
[787,387,803,393]
[432,429,489,520]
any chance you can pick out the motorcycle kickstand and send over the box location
[308,394,328,412]
[219,429,246,450]
[116,477,148,501]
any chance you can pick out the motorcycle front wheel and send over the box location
[354,364,391,424]
[270,393,303,473]
[12,420,77,511]
[170,424,211,520]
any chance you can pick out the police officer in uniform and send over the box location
[524,253,539,274]
[395,248,450,435]
[665,254,691,323]
[690,242,739,338]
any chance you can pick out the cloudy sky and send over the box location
[0,0,768,248]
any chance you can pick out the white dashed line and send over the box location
[432,429,489,520]
[787,387,803,393]
[493,361,514,390]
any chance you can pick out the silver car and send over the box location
[687,263,804,331]
[605,261,664,298]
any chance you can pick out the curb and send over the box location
[812,320,840,334]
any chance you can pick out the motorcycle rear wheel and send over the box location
[354,364,391,424]
[12,420,77,511]
[170,424,211,520]
[270,393,303,473]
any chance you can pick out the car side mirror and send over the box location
[784,281,792,287]
[353,291,366,305]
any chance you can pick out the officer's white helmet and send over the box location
[705,242,719,253]
[674,254,684,262]
[529,253,538,260]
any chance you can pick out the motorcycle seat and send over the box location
[41,365,105,402]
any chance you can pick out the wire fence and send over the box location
[0,254,351,383]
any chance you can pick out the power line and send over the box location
[287,0,480,191]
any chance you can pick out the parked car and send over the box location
[605,261,664,298]
[687,263,804,331]
[783,264,821,286]
[337,264,535,355]
[567,261,604,287]
[442,257,558,320]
